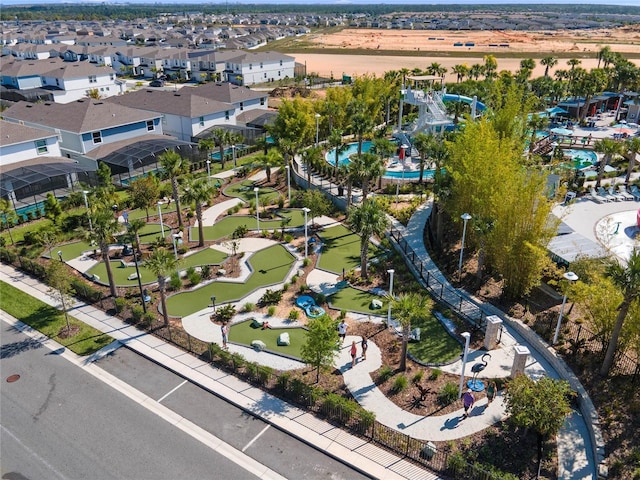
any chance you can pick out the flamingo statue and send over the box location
[468,353,492,391]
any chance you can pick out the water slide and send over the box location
[442,93,487,112]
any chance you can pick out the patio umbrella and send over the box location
[550,127,573,136]
[613,127,633,136]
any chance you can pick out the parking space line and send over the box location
[157,380,187,403]
[242,425,270,452]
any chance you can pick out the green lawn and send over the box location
[0,281,113,356]
[191,209,306,241]
[47,241,93,261]
[316,224,381,274]
[125,202,177,222]
[408,314,462,365]
[181,247,227,269]
[136,223,172,243]
[166,244,295,317]
[88,260,156,287]
[328,286,388,316]
[229,319,307,359]
[223,180,280,204]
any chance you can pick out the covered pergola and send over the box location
[84,135,197,185]
[1,157,96,217]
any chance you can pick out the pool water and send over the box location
[210,144,248,161]
[563,149,597,164]
[325,141,434,180]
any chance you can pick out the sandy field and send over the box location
[293,27,640,79]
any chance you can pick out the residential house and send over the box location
[215,50,295,86]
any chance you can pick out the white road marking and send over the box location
[242,424,271,452]
[157,380,187,403]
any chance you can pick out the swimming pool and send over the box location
[325,141,434,180]
[562,149,598,169]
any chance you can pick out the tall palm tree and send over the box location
[483,55,498,80]
[198,136,215,165]
[182,177,217,248]
[211,128,232,169]
[301,146,323,189]
[451,64,469,83]
[600,249,640,376]
[255,147,283,183]
[371,137,395,188]
[159,149,189,229]
[347,99,374,156]
[527,114,549,155]
[622,137,640,185]
[391,292,431,371]
[354,152,385,200]
[90,208,122,298]
[413,132,435,183]
[470,64,484,81]
[597,46,612,69]
[0,198,16,245]
[144,248,178,326]
[126,218,147,312]
[540,56,558,77]
[593,139,622,189]
[327,128,347,178]
[346,199,389,281]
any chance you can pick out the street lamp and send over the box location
[303,207,310,259]
[458,213,472,282]
[387,269,395,326]
[285,164,291,205]
[82,190,93,233]
[157,201,165,238]
[133,249,146,313]
[57,250,63,262]
[231,144,237,168]
[206,160,211,183]
[254,187,260,232]
[458,331,471,398]
[553,271,579,344]
[211,295,216,313]
[315,113,321,146]
[172,233,181,275]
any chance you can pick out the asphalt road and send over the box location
[94,346,371,480]
[1,322,370,480]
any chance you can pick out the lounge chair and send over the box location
[597,186,615,202]
[617,185,634,201]
[630,185,640,201]
[589,187,609,203]
[607,186,625,202]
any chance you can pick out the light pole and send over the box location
[285,164,291,205]
[206,160,211,183]
[172,233,181,275]
[553,271,579,344]
[211,295,216,313]
[157,201,165,238]
[303,207,310,259]
[232,144,237,168]
[82,190,93,233]
[315,113,321,146]
[458,331,471,398]
[254,187,260,232]
[57,250,63,262]
[458,213,472,282]
[387,269,395,326]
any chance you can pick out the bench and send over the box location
[277,332,290,346]
[127,273,139,281]
[371,299,383,309]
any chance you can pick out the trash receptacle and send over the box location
[337,185,344,196]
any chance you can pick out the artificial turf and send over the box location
[228,319,307,359]
[316,224,381,274]
[49,241,93,261]
[407,314,462,365]
[223,180,280,204]
[327,286,388,316]
[165,244,295,317]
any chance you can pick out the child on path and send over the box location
[221,323,229,349]
[350,341,357,367]
[361,336,368,360]
[338,319,347,344]
[462,389,475,419]
[486,381,497,404]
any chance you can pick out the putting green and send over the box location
[125,202,177,221]
[136,223,172,243]
[316,224,380,274]
[328,286,388,316]
[191,209,306,242]
[165,244,295,317]
[88,260,156,287]
[408,314,461,364]
[223,180,280,204]
[229,319,307,359]
[49,241,93,261]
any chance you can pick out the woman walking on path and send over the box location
[486,381,497,404]
[462,389,475,419]
[350,341,358,367]
[221,323,229,349]
[361,336,368,360]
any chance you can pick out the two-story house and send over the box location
[215,50,295,86]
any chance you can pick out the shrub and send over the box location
[242,302,255,312]
[284,234,293,243]
[209,342,223,360]
[169,272,182,291]
[141,312,155,326]
[429,368,442,381]
[188,270,201,286]
[302,258,310,267]
[356,409,376,432]
[215,304,236,323]
[200,265,212,279]
[114,297,127,314]
[276,372,290,392]
[282,282,290,292]
[244,361,258,380]
[259,288,282,306]
[218,349,232,368]
[412,371,424,384]
[392,375,408,393]
[230,352,245,371]
[70,278,102,302]
[438,382,459,406]
[257,366,273,385]
[267,306,276,316]
[288,309,299,321]
[314,292,326,305]
[0,247,16,264]
[130,304,144,322]
[378,365,394,383]
[447,451,467,476]
[278,195,285,209]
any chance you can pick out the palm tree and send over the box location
[90,208,122,298]
[451,64,469,83]
[371,137,395,188]
[577,69,607,123]
[483,55,498,80]
[426,62,447,78]
[159,149,189,229]
[348,99,374,156]
[391,292,431,371]
[622,137,640,185]
[211,128,231,169]
[255,147,283,183]
[126,218,147,312]
[327,128,347,178]
[540,56,558,77]
[182,177,217,248]
[527,114,549,155]
[600,249,640,376]
[198,136,215,164]
[597,46,612,69]
[470,64,484,81]
[354,152,384,200]
[301,146,323,189]
[0,198,16,245]
[144,248,178,326]
[346,199,389,281]
[593,139,622,189]
[413,132,435,183]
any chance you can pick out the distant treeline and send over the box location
[2,3,639,23]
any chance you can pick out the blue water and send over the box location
[210,144,248,161]
[16,202,45,219]
[325,141,434,180]
[563,149,597,164]
[119,171,155,186]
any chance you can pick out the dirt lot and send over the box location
[291,26,640,79]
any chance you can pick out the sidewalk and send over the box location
[0,263,440,480]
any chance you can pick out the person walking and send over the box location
[350,341,357,367]
[462,389,475,419]
[338,319,347,344]
[486,381,497,405]
[361,336,368,360]
[221,323,229,349]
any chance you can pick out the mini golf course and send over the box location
[223,180,280,204]
[328,286,388,316]
[229,319,307,359]
[407,313,461,365]
[165,243,296,317]
[316,224,381,274]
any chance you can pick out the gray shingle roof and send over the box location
[0,119,57,146]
